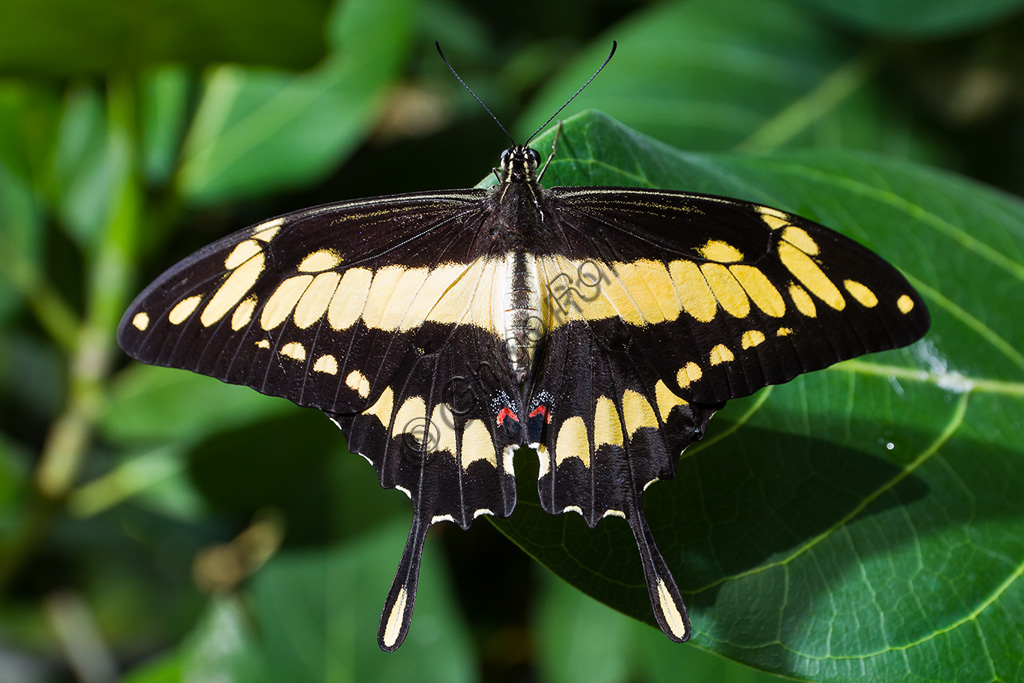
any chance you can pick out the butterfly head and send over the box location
[499,145,542,184]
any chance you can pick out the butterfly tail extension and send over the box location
[626,503,691,642]
[378,512,431,651]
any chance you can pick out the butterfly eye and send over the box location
[527,148,541,167]
[499,148,512,167]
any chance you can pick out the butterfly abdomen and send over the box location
[497,251,545,383]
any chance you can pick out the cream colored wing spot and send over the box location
[231,296,257,331]
[788,283,817,318]
[622,390,658,438]
[168,295,203,324]
[669,260,717,323]
[363,386,394,427]
[776,327,793,337]
[593,396,623,449]
[562,505,584,516]
[362,266,419,330]
[255,339,271,349]
[280,341,306,361]
[709,343,734,366]
[293,271,342,329]
[345,370,371,398]
[224,240,262,270]
[251,218,284,242]
[657,578,688,640]
[392,396,427,440]
[700,263,750,318]
[897,294,915,314]
[312,354,338,375]
[654,380,687,421]
[555,416,590,468]
[298,249,342,273]
[614,259,682,324]
[461,419,497,469]
[535,444,550,478]
[699,239,744,263]
[741,330,766,349]
[328,268,373,330]
[756,205,790,230]
[782,226,819,255]
[381,587,407,650]
[778,243,845,310]
[407,263,474,329]
[602,509,626,519]
[202,252,266,327]
[132,312,149,331]
[677,362,703,388]
[844,280,878,308]
[430,404,457,455]
[730,265,785,317]
[502,444,516,476]
[261,275,314,330]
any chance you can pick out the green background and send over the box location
[1,1,1023,681]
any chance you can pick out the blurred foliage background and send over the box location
[1,0,1023,681]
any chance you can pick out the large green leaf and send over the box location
[176,0,415,204]
[789,0,1024,37]
[493,111,1023,682]
[520,0,938,160]
[0,0,330,76]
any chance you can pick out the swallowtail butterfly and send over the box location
[118,43,929,651]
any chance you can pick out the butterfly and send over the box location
[117,43,930,651]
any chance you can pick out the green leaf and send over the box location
[126,524,479,682]
[0,0,331,76]
[520,0,940,160]
[494,111,1024,682]
[788,0,1024,37]
[177,0,416,204]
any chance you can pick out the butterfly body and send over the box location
[119,135,929,651]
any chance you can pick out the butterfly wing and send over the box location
[118,190,524,651]
[527,186,929,641]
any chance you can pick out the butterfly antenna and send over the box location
[525,41,617,144]
[436,42,516,147]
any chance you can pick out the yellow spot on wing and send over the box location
[461,419,497,469]
[555,416,590,468]
[294,272,341,328]
[757,206,790,230]
[298,249,341,273]
[782,226,819,255]
[363,386,394,426]
[280,341,306,361]
[202,252,266,327]
[622,390,658,438]
[701,263,750,318]
[741,330,766,349]
[669,260,717,322]
[777,327,793,336]
[699,239,744,263]
[255,339,271,349]
[430,404,457,454]
[313,354,338,375]
[778,243,845,310]
[657,578,688,640]
[132,312,149,330]
[261,275,313,330]
[593,396,623,448]
[677,362,702,388]
[730,265,785,317]
[252,218,284,242]
[709,344,734,365]
[844,280,878,308]
[381,587,407,649]
[168,295,202,324]
[897,294,915,313]
[392,396,427,440]
[224,240,262,270]
[231,296,257,331]
[345,370,370,398]
[789,283,817,318]
[328,268,372,330]
[654,380,687,421]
